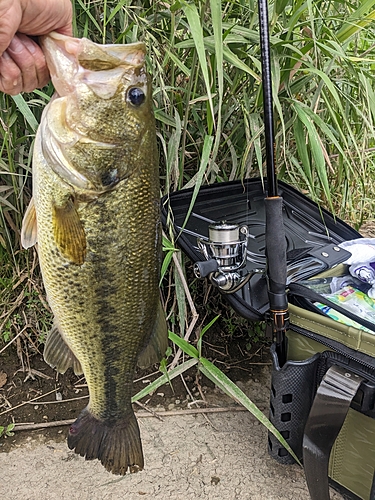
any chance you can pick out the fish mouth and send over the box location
[40,32,146,97]
[42,31,146,67]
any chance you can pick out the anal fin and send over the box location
[137,300,168,369]
[44,321,83,375]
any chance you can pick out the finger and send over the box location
[7,34,49,92]
[12,34,50,89]
[18,0,73,38]
[0,1,22,55]
[0,50,22,95]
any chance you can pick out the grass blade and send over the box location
[293,101,331,207]
[169,330,199,359]
[199,356,301,465]
[181,1,215,128]
[337,1,375,43]
[132,358,199,403]
[181,135,214,228]
[10,95,38,133]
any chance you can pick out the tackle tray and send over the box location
[161,178,361,320]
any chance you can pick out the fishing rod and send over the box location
[258,0,289,366]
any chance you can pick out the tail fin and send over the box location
[67,407,144,475]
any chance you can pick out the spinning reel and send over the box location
[193,222,250,293]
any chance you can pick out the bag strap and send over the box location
[302,365,364,500]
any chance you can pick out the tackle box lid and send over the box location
[161,178,361,320]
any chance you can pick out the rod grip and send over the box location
[265,196,287,308]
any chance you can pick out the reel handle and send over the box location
[194,259,219,279]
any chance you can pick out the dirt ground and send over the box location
[0,355,345,500]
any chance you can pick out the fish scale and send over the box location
[21,32,168,475]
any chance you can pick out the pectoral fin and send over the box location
[137,301,168,369]
[53,199,86,265]
[44,321,83,375]
[21,198,38,249]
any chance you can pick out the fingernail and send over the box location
[8,36,23,54]
[25,38,37,54]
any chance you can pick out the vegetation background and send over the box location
[0,0,375,440]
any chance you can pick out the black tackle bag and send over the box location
[161,178,375,500]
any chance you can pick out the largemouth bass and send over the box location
[21,32,168,475]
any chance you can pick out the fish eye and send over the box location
[127,87,145,106]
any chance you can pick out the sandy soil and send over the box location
[0,366,344,500]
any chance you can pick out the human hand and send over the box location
[0,0,72,95]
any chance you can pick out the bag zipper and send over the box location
[290,323,375,373]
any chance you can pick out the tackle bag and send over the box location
[161,178,375,500]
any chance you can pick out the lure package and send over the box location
[314,302,374,333]
[323,286,375,327]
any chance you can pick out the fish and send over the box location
[21,32,168,475]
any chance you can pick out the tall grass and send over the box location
[2,0,375,258]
